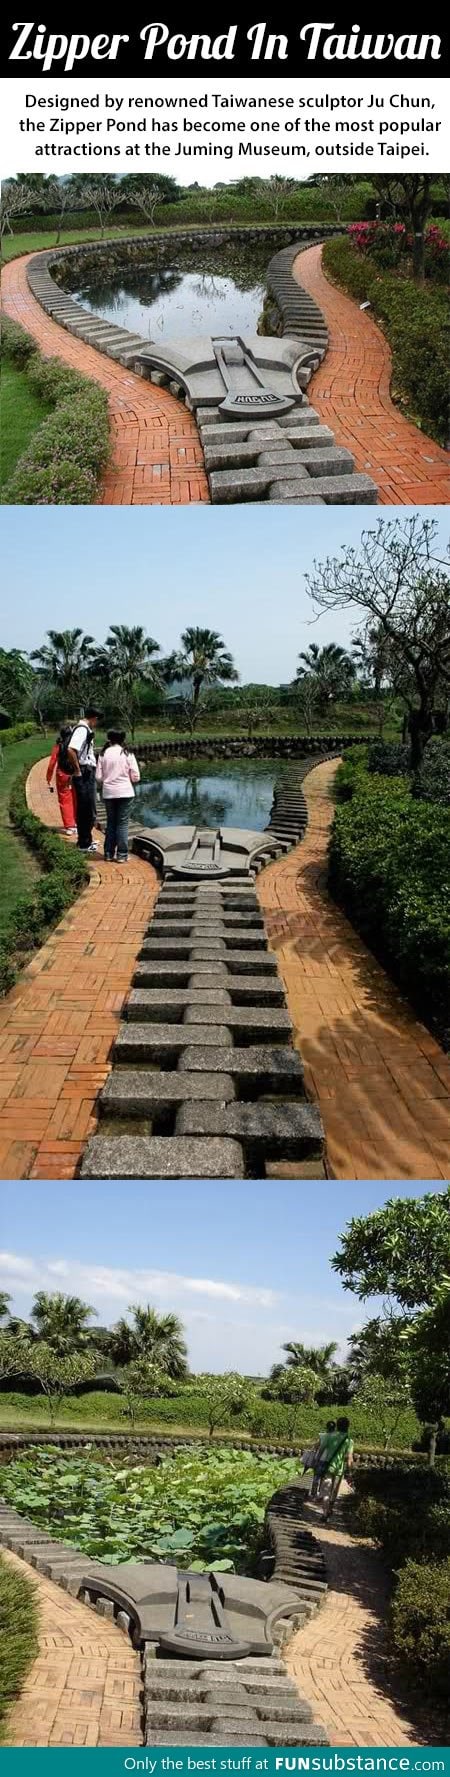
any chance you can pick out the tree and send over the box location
[309,174,357,225]
[270,1339,339,1384]
[123,174,181,229]
[371,175,434,279]
[332,1187,450,1312]
[77,177,124,238]
[296,643,355,711]
[25,1345,96,1425]
[266,1364,318,1407]
[352,1372,412,1451]
[0,179,33,244]
[0,650,34,723]
[94,625,161,741]
[0,1335,95,1422]
[30,629,96,708]
[121,1358,177,1429]
[333,1187,450,1462]
[305,517,450,768]
[256,176,296,221]
[29,1291,97,1354]
[347,1314,409,1387]
[163,628,239,709]
[110,1303,188,1377]
[193,1372,252,1440]
[234,686,278,741]
[294,674,319,736]
[0,1294,11,1323]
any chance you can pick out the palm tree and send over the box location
[163,628,239,708]
[296,643,355,711]
[270,1339,339,1384]
[30,1291,97,1355]
[0,1293,11,1323]
[111,1303,188,1378]
[30,629,96,706]
[95,625,161,740]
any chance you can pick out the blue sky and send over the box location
[3,507,448,686]
[0,1179,440,1372]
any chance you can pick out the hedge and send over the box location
[0,770,89,996]
[414,736,450,808]
[0,1554,39,1741]
[1,315,109,504]
[322,235,449,445]
[391,1557,450,1700]
[329,757,450,1045]
[0,722,37,747]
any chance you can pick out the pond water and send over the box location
[135,758,296,832]
[72,243,268,341]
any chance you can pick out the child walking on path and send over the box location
[96,729,141,862]
[46,726,77,834]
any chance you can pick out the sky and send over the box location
[0,1179,441,1373]
[3,506,448,686]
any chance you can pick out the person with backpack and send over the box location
[46,724,77,834]
[319,1416,354,1521]
[309,1420,337,1500]
[66,707,102,854]
[95,729,141,862]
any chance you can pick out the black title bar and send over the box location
[2,14,449,77]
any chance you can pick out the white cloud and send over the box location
[0,1252,278,1313]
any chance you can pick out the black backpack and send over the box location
[58,722,91,775]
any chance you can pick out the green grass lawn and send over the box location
[1,361,51,489]
[0,1554,39,1743]
[0,737,50,939]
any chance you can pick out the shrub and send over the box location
[322,236,449,445]
[391,1557,450,1700]
[0,769,89,995]
[0,722,36,746]
[350,1464,450,1566]
[1,321,109,505]
[0,315,37,368]
[413,737,450,808]
[367,740,411,777]
[329,761,450,1043]
[0,1554,39,1740]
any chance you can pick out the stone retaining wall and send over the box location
[0,1431,428,1468]
[135,732,366,763]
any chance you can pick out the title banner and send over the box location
[2,13,449,77]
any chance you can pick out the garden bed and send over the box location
[0,1553,38,1742]
[1,316,110,504]
[321,233,449,445]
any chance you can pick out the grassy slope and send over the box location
[0,737,50,937]
[0,1390,425,1449]
[0,1555,39,1743]
[1,362,52,487]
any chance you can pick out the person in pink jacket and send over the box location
[95,729,141,862]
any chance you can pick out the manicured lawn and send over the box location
[0,1554,39,1743]
[1,361,51,488]
[0,737,49,938]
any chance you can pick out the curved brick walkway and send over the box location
[2,1548,141,1746]
[294,244,450,505]
[1,254,209,506]
[286,1494,426,1748]
[0,758,158,1180]
[257,760,450,1180]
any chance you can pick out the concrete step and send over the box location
[80,1134,244,1179]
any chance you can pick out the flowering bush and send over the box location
[347,220,449,282]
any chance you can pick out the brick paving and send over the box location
[257,760,450,1180]
[0,758,158,1180]
[286,1494,424,1747]
[1,254,209,506]
[2,1548,142,1746]
[294,244,450,506]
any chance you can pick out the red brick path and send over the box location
[286,1495,425,1747]
[1,254,209,506]
[0,758,158,1180]
[2,1549,142,1746]
[294,244,450,505]
[258,760,450,1180]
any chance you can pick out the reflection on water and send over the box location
[72,245,268,340]
[135,759,295,832]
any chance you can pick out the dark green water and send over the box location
[72,242,268,341]
[135,758,296,830]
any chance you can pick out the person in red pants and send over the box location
[46,725,77,834]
